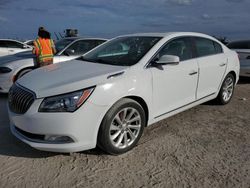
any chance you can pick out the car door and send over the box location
[6,40,27,55]
[194,37,227,99]
[150,37,199,118]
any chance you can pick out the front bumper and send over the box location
[8,98,107,153]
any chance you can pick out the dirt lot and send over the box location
[0,78,250,188]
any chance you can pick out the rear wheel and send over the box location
[216,73,235,105]
[98,98,146,155]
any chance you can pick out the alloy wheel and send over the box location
[109,107,141,149]
[222,76,234,102]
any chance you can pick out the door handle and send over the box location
[189,71,198,75]
[219,63,226,67]
[9,50,14,52]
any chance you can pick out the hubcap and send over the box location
[109,107,141,149]
[222,76,234,102]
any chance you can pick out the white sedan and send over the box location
[0,37,106,93]
[0,39,32,57]
[8,32,240,155]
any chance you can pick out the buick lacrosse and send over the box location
[8,32,240,154]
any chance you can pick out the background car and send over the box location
[227,40,250,77]
[8,32,239,155]
[0,39,32,57]
[23,40,34,47]
[0,37,107,93]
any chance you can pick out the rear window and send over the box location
[227,41,250,49]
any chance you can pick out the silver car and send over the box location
[0,39,32,57]
[227,40,250,77]
[0,37,107,93]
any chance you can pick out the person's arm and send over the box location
[51,39,57,54]
[33,40,40,55]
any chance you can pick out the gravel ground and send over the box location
[0,77,250,188]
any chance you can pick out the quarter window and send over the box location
[195,38,222,57]
[158,38,193,61]
[214,41,223,54]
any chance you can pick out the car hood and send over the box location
[0,51,35,66]
[17,59,128,98]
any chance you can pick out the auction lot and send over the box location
[0,78,250,187]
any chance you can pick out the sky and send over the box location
[0,0,249,41]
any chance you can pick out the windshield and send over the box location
[82,36,162,66]
[55,38,76,53]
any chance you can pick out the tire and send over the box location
[98,98,146,155]
[216,73,235,105]
[16,68,33,81]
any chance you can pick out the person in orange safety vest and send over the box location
[33,27,56,67]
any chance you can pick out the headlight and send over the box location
[0,67,12,73]
[38,87,95,112]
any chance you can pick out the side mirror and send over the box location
[155,55,180,65]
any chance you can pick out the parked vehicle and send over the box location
[8,32,240,155]
[23,40,34,47]
[0,39,32,57]
[0,37,106,93]
[227,40,250,77]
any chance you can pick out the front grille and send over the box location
[8,84,35,114]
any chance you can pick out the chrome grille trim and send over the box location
[8,84,35,114]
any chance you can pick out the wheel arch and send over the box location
[124,95,149,127]
[14,66,35,82]
[227,71,237,84]
[97,95,150,144]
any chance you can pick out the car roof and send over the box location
[0,39,25,43]
[118,32,217,39]
[59,37,107,41]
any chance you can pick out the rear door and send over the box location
[194,37,227,99]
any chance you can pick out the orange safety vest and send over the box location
[34,38,54,63]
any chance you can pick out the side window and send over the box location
[66,40,100,56]
[213,41,223,54]
[78,40,98,53]
[95,40,105,47]
[158,38,193,61]
[195,38,218,57]
[6,41,24,48]
[0,41,7,47]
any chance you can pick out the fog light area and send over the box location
[44,135,74,143]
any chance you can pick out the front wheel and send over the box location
[216,73,235,105]
[98,98,146,155]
